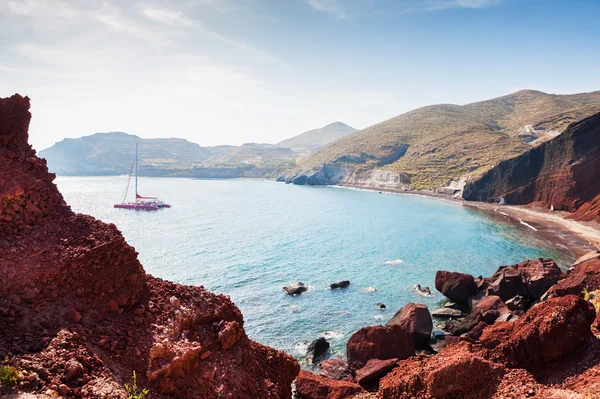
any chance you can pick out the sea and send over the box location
[55,176,573,363]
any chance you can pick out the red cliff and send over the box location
[462,112,600,223]
[0,94,299,398]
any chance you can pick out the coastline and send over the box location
[340,182,600,260]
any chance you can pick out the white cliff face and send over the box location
[344,169,410,190]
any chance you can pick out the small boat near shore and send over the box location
[114,143,171,211]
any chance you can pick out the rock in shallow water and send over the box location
[306,337,330,364]
[283,282,307,295]
[329,280,350,289]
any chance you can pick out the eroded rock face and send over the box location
[0,95,299,398]
[463,112,600,223]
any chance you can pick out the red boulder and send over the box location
[355,358,398,387]
[435,271,479,303]
[497,295,595,368]
[295,370,365,399]
[346,325,415,370]
[387,303,433,349]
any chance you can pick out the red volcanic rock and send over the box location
[387,302,433,349]
[379,342,504,399]
[517,258,562,299]
[295,370,365,399]
[497,295,595,368]
[480,322,515,349]
[346,325,415,370]
[355,358,397,387]
[319,358,352,380]
[546,258,600,299]
[463,112,600,224]
[435,271,478,303]
[0,95,299,398]
[486,266,530,302]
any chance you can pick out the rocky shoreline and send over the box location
[294,254,600,398]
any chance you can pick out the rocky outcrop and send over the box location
[494,295,595,368]
[0,95,299,398]
[463,112,600,223]
[546,258,600,298]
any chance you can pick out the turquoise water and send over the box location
[55,176,572,360]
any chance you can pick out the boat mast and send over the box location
[135,142,138,199]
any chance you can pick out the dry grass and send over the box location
[297,89,600,188]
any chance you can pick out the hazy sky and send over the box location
[1,0,599,151]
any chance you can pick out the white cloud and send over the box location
[305,0,502,18]
[141,6,194,27]
[306,0,349,19]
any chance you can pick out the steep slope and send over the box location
[286,90,600,189]
[463,112,600,223]
[0,95,299,398]
[277,122,357,154]
[39,132,234,175]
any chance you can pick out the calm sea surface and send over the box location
[55,176,572,361]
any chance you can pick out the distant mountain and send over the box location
[39,132,233,175]
[277,122,357,154]
[285,90,600,189]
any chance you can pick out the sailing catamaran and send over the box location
[114,143,171,211]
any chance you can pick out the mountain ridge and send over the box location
[285,89,600,190]
[277,121,357,153]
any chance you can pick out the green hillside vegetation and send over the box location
[296,90,600,189]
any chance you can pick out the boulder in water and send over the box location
[330,280,350,289]
[376,303,386,310]
[283,282,307,295]
[306,337,330,364]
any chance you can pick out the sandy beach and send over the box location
[342,183,600,261]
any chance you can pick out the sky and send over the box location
[1,0,599,151]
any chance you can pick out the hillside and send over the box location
[206,143,296,167]
[39,132,235,175]
[39,132,293,175]
[277,122,357,153]
[463,112,600,223]
[285,90,600,190]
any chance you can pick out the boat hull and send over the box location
[114,204,159,211]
